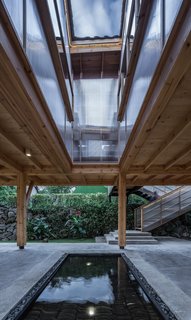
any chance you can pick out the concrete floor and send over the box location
[0,239,191,320]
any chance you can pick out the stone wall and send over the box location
[152,212,191,239]
[0,206,16,241]
[1,204,191,241]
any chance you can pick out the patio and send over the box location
[1,238,191,320]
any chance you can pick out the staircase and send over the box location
[108,185,178,202]
[105,230,158,245]
[134,186,191,232]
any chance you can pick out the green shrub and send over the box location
[29,193,119,238]
[0,191,146,239]
[27,217,54,240]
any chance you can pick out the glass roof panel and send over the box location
[68,0,124,40]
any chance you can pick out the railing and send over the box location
[134,186,191,232]
[140,185,179,197]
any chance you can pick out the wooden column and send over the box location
[17,173,27,249]
[118,172,126,249]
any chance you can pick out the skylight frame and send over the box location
[65,0,125,45]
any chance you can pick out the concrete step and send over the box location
[114,236,155,240]
[108,239,158,245]
[113,230,152,236]
[105,230,158,245]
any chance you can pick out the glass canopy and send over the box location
[68,0,124,40]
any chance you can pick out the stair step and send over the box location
[105,232,158,245]
[113,230,151,236]
[108,239,158,245]
[114,236,154,240]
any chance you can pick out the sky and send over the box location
[70,0,123,38]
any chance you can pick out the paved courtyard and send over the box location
[0,238,191,320]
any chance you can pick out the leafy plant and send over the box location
[65,213,86,238]
[27,217,53,240]
[38,186,73,194]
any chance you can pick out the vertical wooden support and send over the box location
[17,173,27,249]
[118,173,126,249]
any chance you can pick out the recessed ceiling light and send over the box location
[88,307,95,316]
[25,148,31,157]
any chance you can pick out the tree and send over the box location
[38,186,73,194]
[0,186,16,197]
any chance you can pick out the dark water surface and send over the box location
[21,255,163,320]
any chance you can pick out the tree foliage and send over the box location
[38,186,73,194]
[0,187,146,240]
[0,186,17,206]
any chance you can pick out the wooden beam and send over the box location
[65,175,71,184]
[82,175,87,185]
[118,173,126,249]
[80,53,83,78]
[165,146,191,170]
[72,165,119,175]
[131,175,138,184]
[26,181,34,206]
[0,126,43,169]
[0,153,22,172]
[127,166,191,175]
[70,43,122,54]
[113,175,119,186]
[125,176,191,186]
[101,52,104,78]
[0,169,17,175]
[144,113,191,171]
[17,173,27,249]
[120,3,191,172]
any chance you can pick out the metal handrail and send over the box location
[134,186,191,231]
[137,186,182,210]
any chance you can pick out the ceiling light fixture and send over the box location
[25,148,32,157]
[88,307,95,316]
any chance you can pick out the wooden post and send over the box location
[118,172,126,249]
[17,173,27,249]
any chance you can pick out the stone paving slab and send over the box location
[0,239,191,320]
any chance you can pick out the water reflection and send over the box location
[38,275,114,304]
[21,256,163,320]
[38,256,116,304]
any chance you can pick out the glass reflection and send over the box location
[25,0,72,157]
[73,78,119,162]
[164,0,183,41]
[3,0,23,43]
[122,0,162,147]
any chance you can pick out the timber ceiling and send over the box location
[0,1,191,187]
[70,51,120,79]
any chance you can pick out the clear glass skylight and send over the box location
[68,0,123,40]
